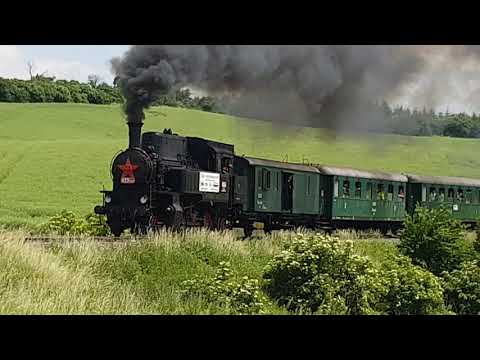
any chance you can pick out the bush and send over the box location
[474,221,480,254]
[262,233,385,315]
[442,261,480,315]
[377,255,448,315]
[181,261,268,315]
[398,206,475,275]
[40,210,86,235]
[83,213,110,236]
[40,210,110,236]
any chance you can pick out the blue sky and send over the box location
[0,45,130,84]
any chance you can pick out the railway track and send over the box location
[23,235,136,243]
[23,232,400,244]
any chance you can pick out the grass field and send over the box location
[0,229,396,314]
[2,102,480,228]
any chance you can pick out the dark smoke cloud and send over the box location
[111,45,480,131]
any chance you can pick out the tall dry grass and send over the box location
[0,228,399,314]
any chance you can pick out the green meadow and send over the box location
[1,102,480,228]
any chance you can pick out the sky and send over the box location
[0,45,130,84]
[1,45,480,114]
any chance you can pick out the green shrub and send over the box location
[442,261,480,315]
[181,261,268,315]
[262,233,385,315]
[377,255,448,315]
[40,210,85,235]
[83,213,110,236]
[474,221,480,254]
[40,210,110,236]
[399,206,474,275]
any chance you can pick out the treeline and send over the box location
[0,77,222,113]
[2,76,480,139]
[152,88,223,113]
[0,76,123,104]
[361,101,480,139]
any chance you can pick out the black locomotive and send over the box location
[95,121,235,236]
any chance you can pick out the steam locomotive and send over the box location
[95,121,480,237]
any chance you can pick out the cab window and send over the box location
[221,157,232,174]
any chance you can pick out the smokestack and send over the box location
[128,121,142,148]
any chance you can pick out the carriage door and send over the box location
[282,172,294,212]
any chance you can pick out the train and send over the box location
[94,121,480,237]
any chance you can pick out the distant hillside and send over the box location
[1,103,480,227]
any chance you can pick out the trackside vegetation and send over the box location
[0,206,477,315]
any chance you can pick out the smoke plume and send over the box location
[111,45,480,131]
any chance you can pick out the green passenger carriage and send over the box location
[315,166,408,232]
[406,174,480,224]
[232,156,320,235]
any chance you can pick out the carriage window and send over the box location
[398,186,405,201]
[457,189,464,202]
[438,188,445,202]
[258,170,263,190]
[275,172,279,191]
[377,184,385,200]
[307,176,311,195]
[366,182,372,200]
[448,188,454,201]
[422,185,427,202]
[429,187,437,202]
[343,180,350,198]
[387,185,394,201]
[262,169,271,190]
[334,178,339,198]
[466,189,472,204]
[354,181,362,198]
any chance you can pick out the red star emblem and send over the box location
[118,158,139,184]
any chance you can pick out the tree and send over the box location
[88,74,102,88]
[27,61,35,80]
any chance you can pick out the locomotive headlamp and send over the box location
[140,195,148,204]
[105,196,112,204]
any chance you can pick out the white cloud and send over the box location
[0,45,115,83]
[0,45,27,79]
